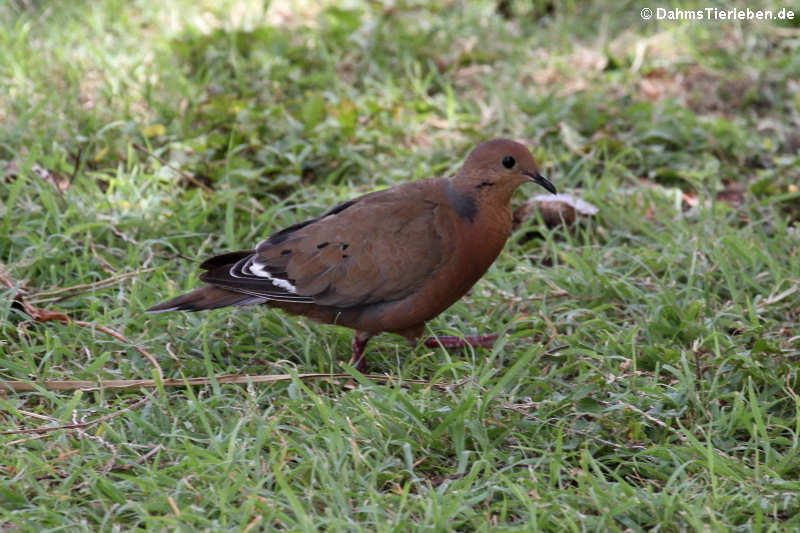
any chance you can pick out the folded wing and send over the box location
[199,181,448,308]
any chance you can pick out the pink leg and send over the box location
[348,332,373,373]
[423,333,500,350]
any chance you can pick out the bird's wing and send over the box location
[199,180,453,307]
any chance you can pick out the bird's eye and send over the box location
[502,156,516,169]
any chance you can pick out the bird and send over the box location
[147,139,556,372]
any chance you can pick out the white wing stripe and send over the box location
[247,260,297,293]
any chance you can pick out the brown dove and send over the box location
[148,139,556,371]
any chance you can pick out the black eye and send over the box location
[502,156,515,169]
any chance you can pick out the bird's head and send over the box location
[456,139,556,200]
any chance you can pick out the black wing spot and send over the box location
[280,249,292,255]
[342,243,349,250]
[317,242,330,249]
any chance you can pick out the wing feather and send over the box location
[198,180,448,308]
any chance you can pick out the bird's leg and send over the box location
[423,333,500,350]
[348,331,373,373]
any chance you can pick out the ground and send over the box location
[1,0,799,530]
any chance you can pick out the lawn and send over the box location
[1,0,799,530]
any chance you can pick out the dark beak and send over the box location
[522,170,557,194]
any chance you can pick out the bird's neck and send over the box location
[447,178,515,231]
[445,179,513,260]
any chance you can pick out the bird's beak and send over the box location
[522,170,557,194]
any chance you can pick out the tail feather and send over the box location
[146,286,265,313]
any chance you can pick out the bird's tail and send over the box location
[146,286,265,313]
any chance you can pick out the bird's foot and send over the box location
[348,332,372,373]
[423,333,500,350]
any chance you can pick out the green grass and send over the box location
[2,0,800,530]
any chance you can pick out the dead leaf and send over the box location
[513,193,598,231]
[33,164,71,192]
[3,160,71,191]
[639,68,684,102]
[141,124,166,138]
[571,47,608,72]
[716,185,745,206]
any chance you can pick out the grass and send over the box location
[1,0,800,530]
